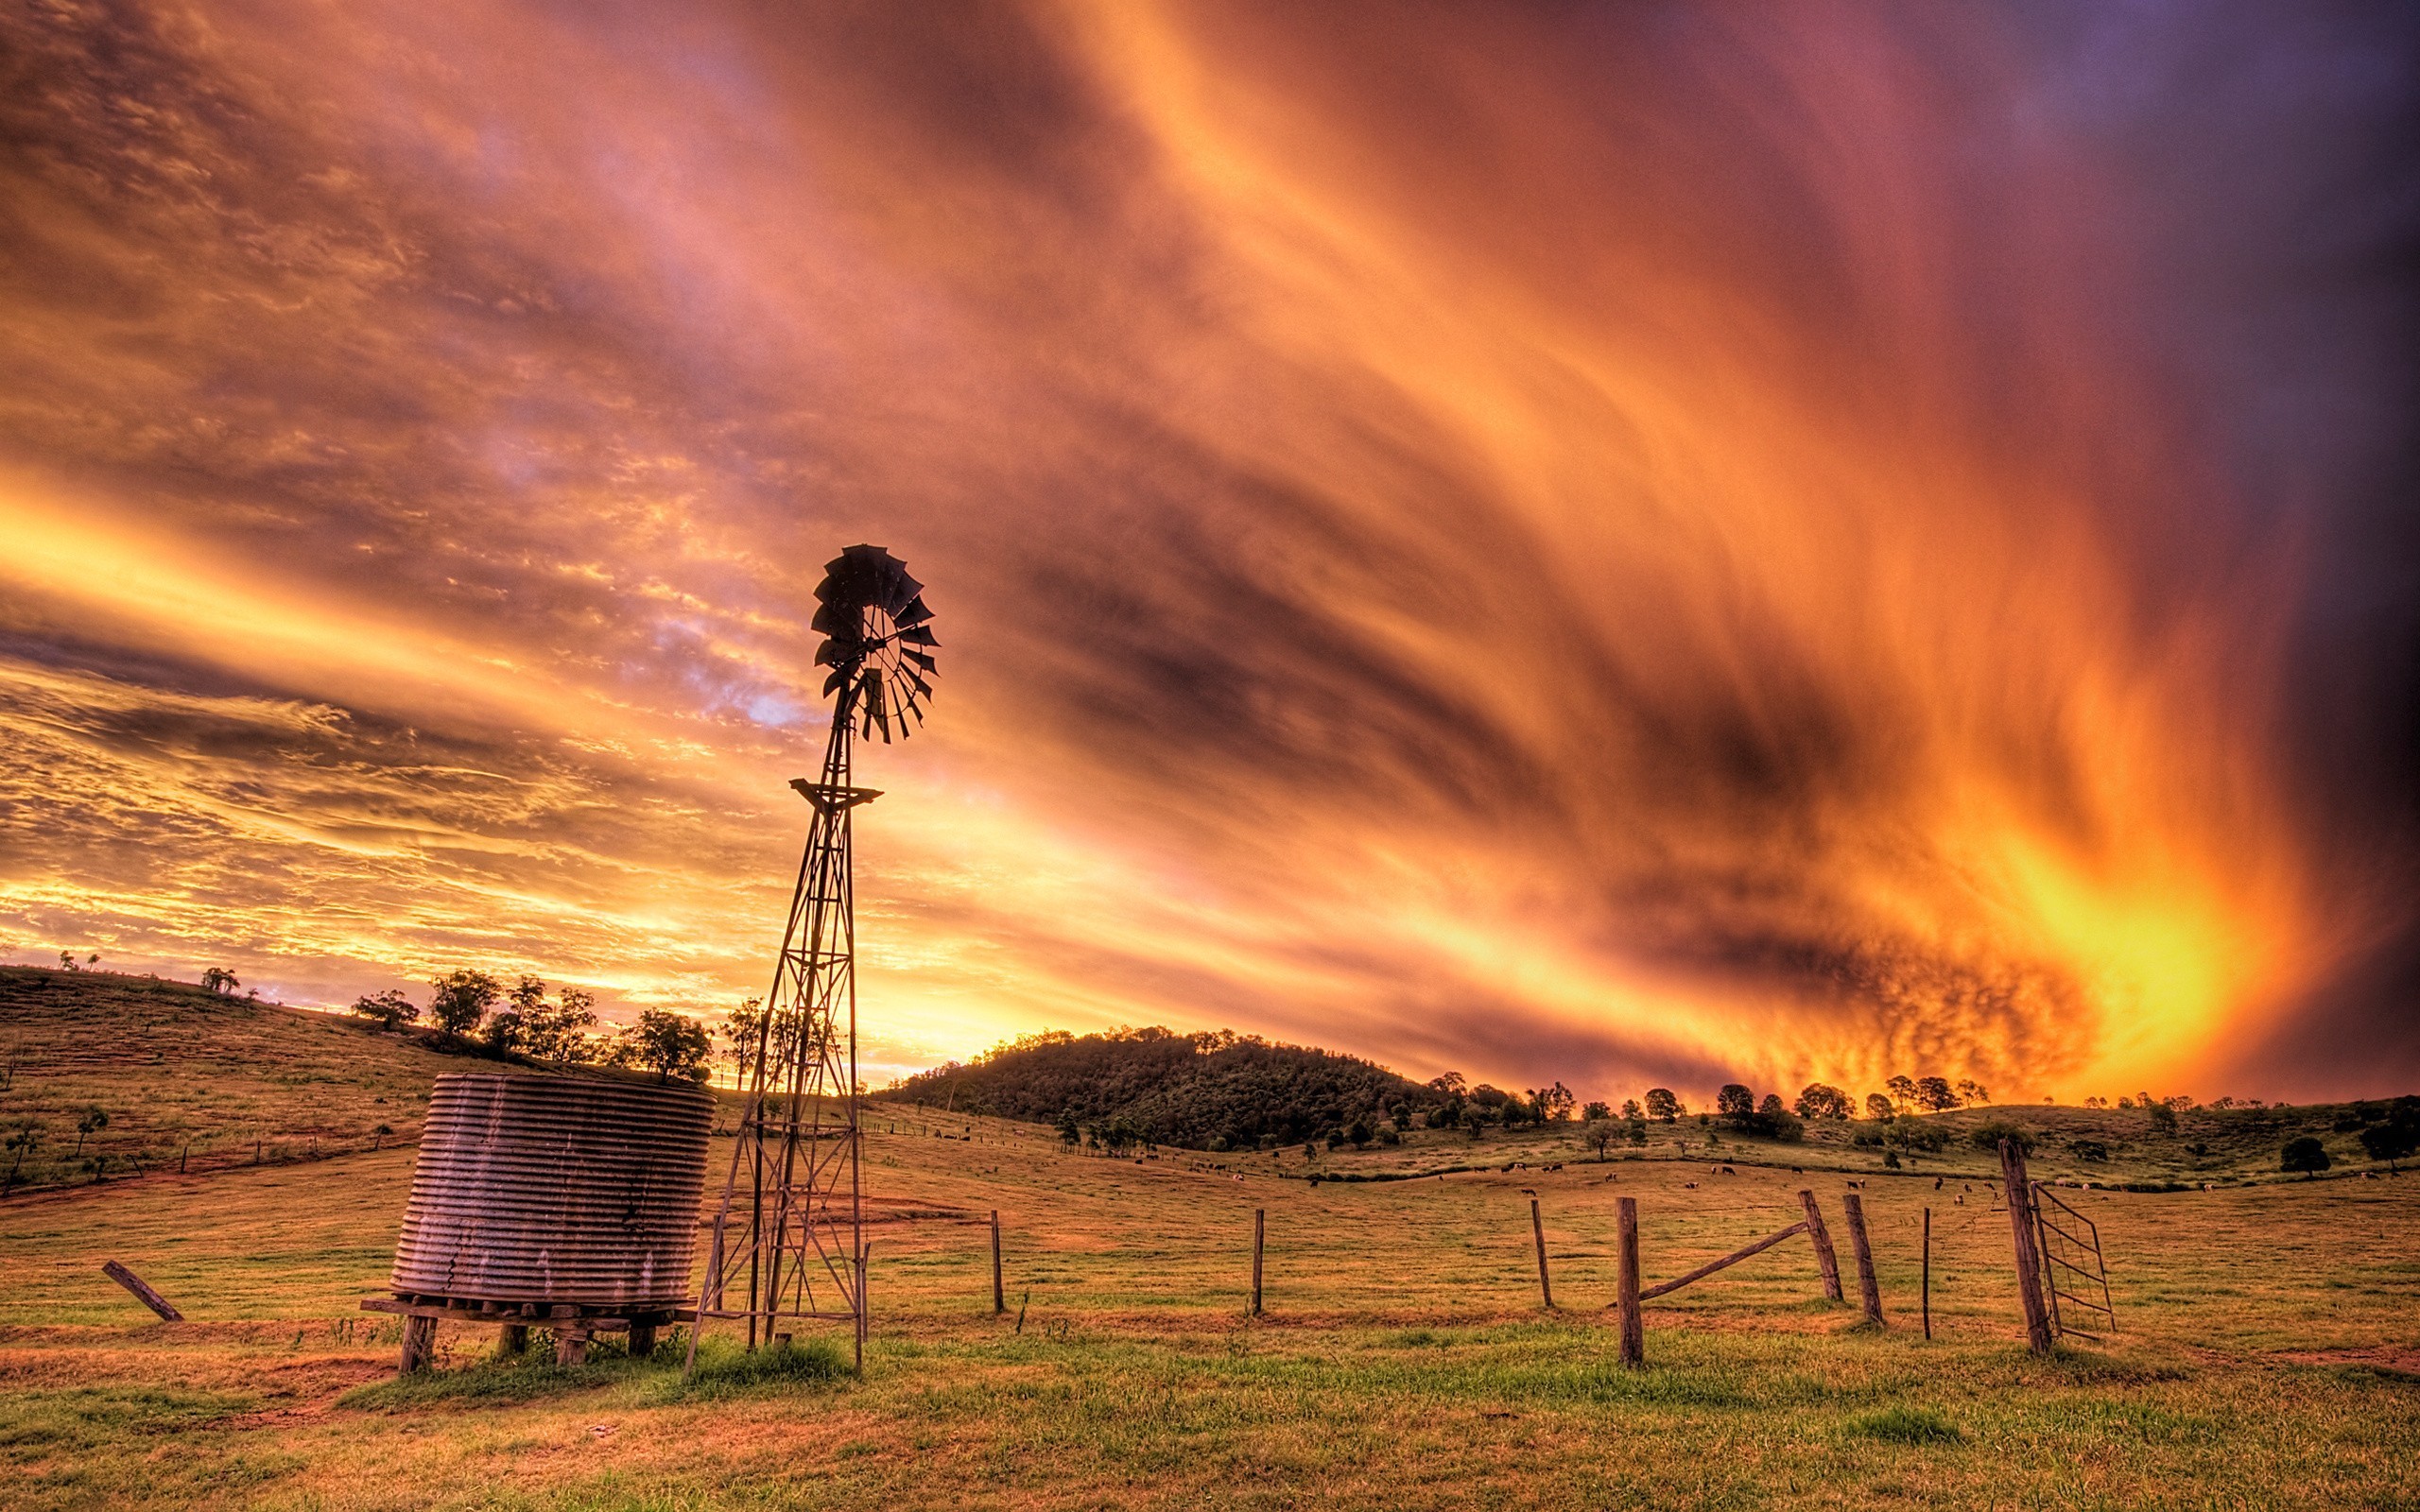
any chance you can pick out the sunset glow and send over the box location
[3,2,2413,1100]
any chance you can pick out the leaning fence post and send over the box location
[1841,1192,1884,1324]
[1922,1207,1932,1340]
[1798,1190,1844,1302]
[1616,1196,1643,1366]
[1251,1208,1265,1317]
[1999,1138,2053,1353]
[1530,1198,1553,1309]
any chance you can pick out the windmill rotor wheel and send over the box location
[810,543,938,741]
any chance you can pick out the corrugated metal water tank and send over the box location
[389,1073,714,1311]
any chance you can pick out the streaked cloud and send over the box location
[2,0,2413,1099]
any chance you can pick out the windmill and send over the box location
[688,543,936,1373]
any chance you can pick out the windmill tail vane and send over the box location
[687,544,936,1376]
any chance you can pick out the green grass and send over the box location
[1847,1404,1963,1443]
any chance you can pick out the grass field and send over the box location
[4,974,2417,1509]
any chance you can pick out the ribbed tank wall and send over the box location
[389,1073,714,1310]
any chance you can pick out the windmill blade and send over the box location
[893,595,933,628]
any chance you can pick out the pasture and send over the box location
[4,1095,2417,1510]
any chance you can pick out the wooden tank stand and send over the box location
[362,1296,696,1374]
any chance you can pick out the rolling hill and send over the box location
[873,1025,1448,1151]
[0,966,665,1194]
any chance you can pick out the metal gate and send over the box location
[2032,1187,2116,1341]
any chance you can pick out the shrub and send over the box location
[1968,1121,2037,1156]
[2069,1139,2109,1162]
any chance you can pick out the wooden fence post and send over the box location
[400,1314,438,1374]
[991,1210,1005,1314]
[101,1261,183,1322]
[1251,1208,1265,1317]
[1921,1207,1932,1340]
[1841,1192,1884,1324]
[1530,1198,1553,1309]
[1616,1196,1643,1367]
[1999,1138,2053,1353]
[1798,1190,1844,1302]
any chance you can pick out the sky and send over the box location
[3,1,2416,1104]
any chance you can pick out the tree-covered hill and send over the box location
[873,1027,1446,1151]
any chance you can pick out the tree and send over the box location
[1581,1100,1611,1122]
[350,989,418,1029]
[4,1123,39,1186]
[482,1005,527,1056]
[1535,1082,1577,1122]
[1864,1092,1895,1122]
[200,968,239,995]
[1885,1075,1917,1109]
[1619,1098,1642,1121]
[1058,1109,1080,1145]
[2280,1137,2330,1177]
[427,970,501,1038]
[74,1106,109,1156]
[524,987,599,1062]
[1716,1084,1755,1125]
[610,1009,713,1084]
[1644,1088,1680,1124]
[1583,1121,1618,1160]
[1794,1083,1852,1120]
[1956,1079,1990,1106]
[1625,1116,1649,1145]
[2359,1121,2416,1172]
[1914,1076,1958,1111]
[2146,1101,2180,1137]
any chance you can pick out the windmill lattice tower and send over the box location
[688,544,936,1374]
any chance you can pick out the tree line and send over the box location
[349,971,711,1084]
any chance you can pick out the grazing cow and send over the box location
[1684,1181,1699,1190]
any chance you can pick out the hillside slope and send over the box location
[0,967,661,1194]
[874,1026,1444,1150]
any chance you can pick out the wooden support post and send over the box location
[500,1323,529,1355]
[179,1143,188,1175]
[399,1314,438,1374]
[101,1261,184,1322]
[1616,1196,1643,1367]
[1251,1208,1265,1317]
[1636,1220,1807,1301]
[1531,1198,1553,1309]
[628,1321,657,1358]
[1842,1193,1884,1324]
[555,1328,589,1366]
[1922,1207,1932,1340]
[991,1210,1005,1315]
[1798,1190,1844,1301]
[2000,1138,2054,1353]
